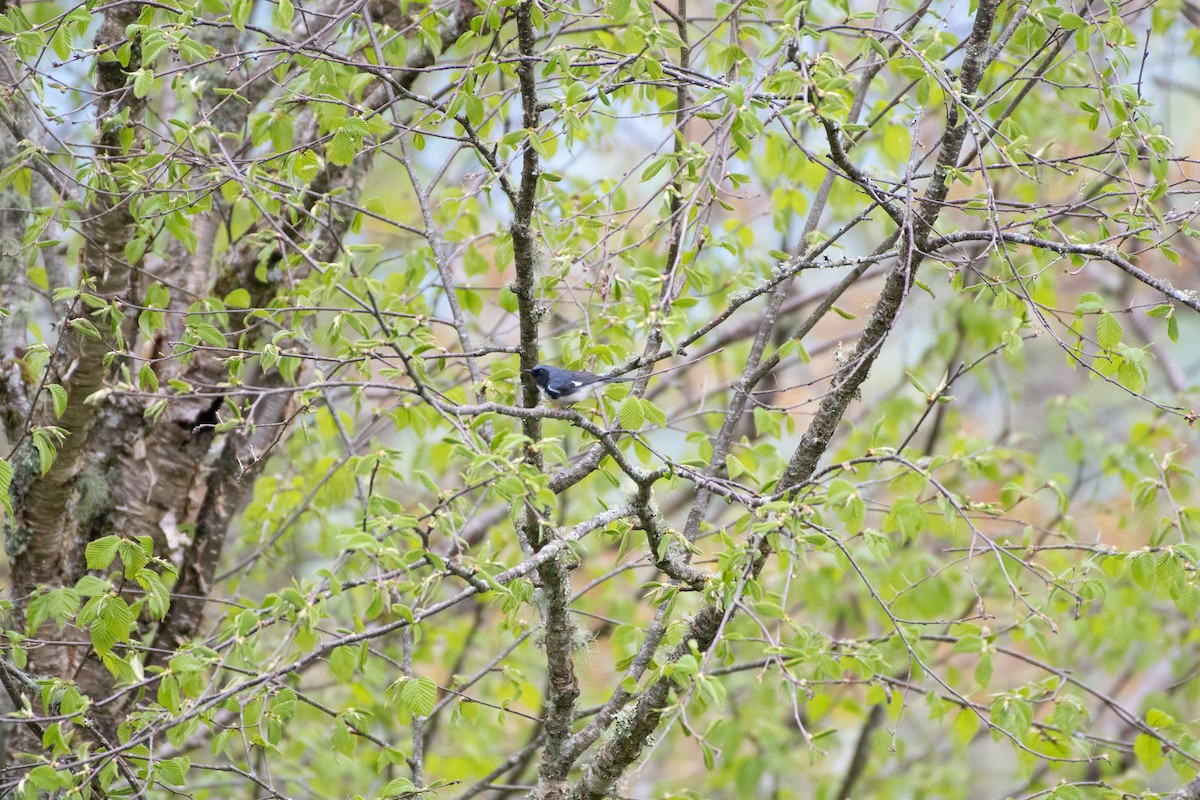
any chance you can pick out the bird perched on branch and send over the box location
[525,364,639,405]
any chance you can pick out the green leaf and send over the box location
[327,129,361,166]
[1131,552,1156,590]
[132,68,154,99]
[46,383,68,418]
[641,399,667,426]
[28,587,80,631]
[1173,583,1200,617]
[1181,508,1200,538]
[1053,785,1083,800]
[1116,346,1147,393]
[456,288,483,316]
[329,646,356,683]
[1134,732,1165,772]
[69,317,102,339]
[843,494,867,535]
[990,695,1032,734]
[1131,478,1159,510]
[139,363,159,393]
[293,149,321,183]
[953,709,979,745]
[382,777,418,798]
[465,93,485,127]
[953,635,983,654]
[125,236,147,265]
[136,569,171,618]
[188,321,227,348]
[1075,292,1105,315]
[500,128,529,147]
[225,288,251,308]
[1096,312,1123,350]
[399,676,437,718]
[889,497,927,541]
[90,596,135,655]
[725,453,749,479]
[154,756,190,786]
[85,536,122,570]
[1100,554,1127,579]
[1146,708,1176,728]
[32,429,58,475]
[117,537,151,576]
[28,765,69,790]
[618,398,645,429]
[863,527,889,559]
[1059,12,1086,30]
[0,457,12,521]
[230,0,251,30]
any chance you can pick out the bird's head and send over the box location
[527,365,551,390]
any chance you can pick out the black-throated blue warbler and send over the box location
[525,364,638,405]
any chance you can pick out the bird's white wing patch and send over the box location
[571,380,584,387]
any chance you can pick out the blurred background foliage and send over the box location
[1,0,1200,797]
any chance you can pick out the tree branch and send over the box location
[933,229,1200,314]
[564,3,1004,796]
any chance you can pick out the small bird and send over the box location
[525,364,639,405]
